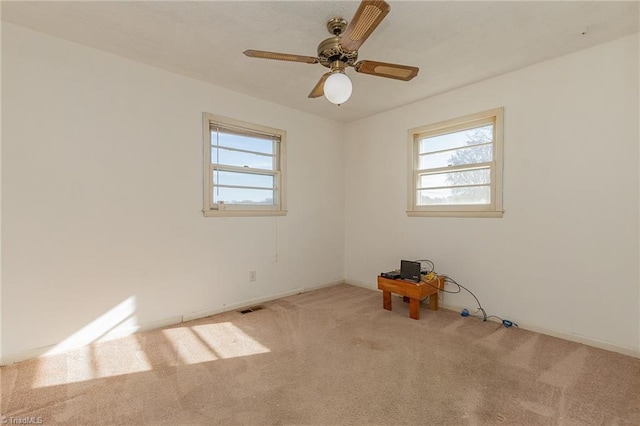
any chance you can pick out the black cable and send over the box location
[420,276,461,294]
[486,315,518,327]
[486,314,504,322]
[441,275,487,320]
[467,308,485,318]
[419,270,486,319]
[415,259,435,273]
[414,258,517,327]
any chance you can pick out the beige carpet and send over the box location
[2,283,639,425]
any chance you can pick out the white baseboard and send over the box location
[1,280,345,366]
[1,346,52,366]
[183,280,344,322]
[343,280,640,359]
[436,300,640,359]
[182,288,303,322]
[305,279,346,291]
[342,278,372,290]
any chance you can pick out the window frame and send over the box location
[407,107,504,218]
[202,113,287,217]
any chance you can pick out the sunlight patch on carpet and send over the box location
[32,335,152,388]
[190,322,270,359]
[161,327,220,364]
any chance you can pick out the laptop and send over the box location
[400,260,421,283]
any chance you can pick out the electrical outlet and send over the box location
[249,270,257,282]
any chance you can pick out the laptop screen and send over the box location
[400,260,421,282]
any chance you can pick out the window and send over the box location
[407,108,504,218]
[203,113,286,217]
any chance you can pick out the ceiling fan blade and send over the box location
[340,1,390,52]
[354,60,419,81]
[308,73,331,98]
[243,50,319,64]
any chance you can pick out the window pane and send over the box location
[213,187,275,205]
[419,168,490,189]
[214,131,274,155]
[417,185,491,206]
[214,171,274,189]
[419,124,493,154]
[419,144,492,170]
[212,147,274,170]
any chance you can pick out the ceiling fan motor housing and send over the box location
[317,35,358,69]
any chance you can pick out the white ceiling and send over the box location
[2,1,638,123]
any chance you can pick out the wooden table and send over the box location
[377,275,444,320]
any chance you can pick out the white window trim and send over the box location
[407,107,504,218]
[202,113,287,217]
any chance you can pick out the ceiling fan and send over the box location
[243,0,419,105]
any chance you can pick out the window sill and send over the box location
[203,210,288,218]
[407,210,504,218]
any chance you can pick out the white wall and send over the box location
[344,34,640,354]
[1,23,345,362]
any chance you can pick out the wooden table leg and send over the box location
[409,298,420,320]
[382,290,392,311]
[428,277,442,311]
[428,294,439,311]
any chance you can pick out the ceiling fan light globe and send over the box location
[324,72,352,105]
